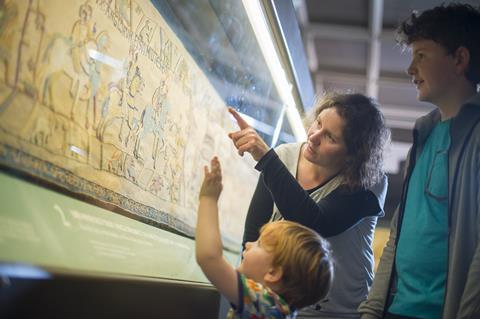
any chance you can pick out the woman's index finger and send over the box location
[228,107,249,130]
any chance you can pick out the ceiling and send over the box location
[291,0,480,223]
[293,0,479,130]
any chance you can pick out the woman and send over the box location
[228,93,389,318]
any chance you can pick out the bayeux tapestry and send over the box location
[0,0,258,250]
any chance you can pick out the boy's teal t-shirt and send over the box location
[389,120,451,319]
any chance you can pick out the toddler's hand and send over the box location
[199,157,223,200]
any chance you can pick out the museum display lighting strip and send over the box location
[242,0,307,142]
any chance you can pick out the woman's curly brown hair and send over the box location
[306,92,390,190]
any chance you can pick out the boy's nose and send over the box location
[406,61,416,76]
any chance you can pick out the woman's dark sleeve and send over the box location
[242,174,274,247]
[255,149,382,238]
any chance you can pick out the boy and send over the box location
[196,157,333,318]
[359,3,480,319]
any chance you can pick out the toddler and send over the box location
[196,157,334,318]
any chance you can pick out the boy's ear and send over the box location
[264,266,283,284]
[454,46,470,75]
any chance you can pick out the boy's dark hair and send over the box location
[396,3,480,86]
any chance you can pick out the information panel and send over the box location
[0,171,240,281]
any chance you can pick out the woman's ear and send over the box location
[264,266,283,284]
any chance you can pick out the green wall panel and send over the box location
[0,172,240,282]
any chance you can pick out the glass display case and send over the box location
[0,1,313,317]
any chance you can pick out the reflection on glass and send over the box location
[154,0,290,145]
